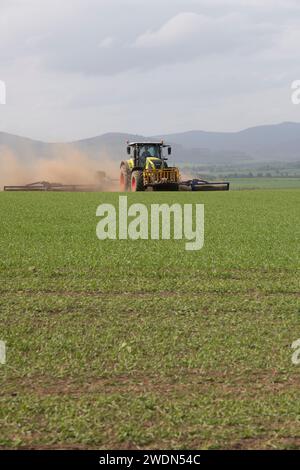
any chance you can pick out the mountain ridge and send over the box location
[1,122,300,164]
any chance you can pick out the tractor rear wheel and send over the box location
[131,170,144,192]
[120,163,130,192]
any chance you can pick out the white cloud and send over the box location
[98,37,115,48]
[131,11,277,72]
[135,12,202,47]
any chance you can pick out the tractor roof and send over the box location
[127,141,170,147]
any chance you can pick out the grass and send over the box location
[229,177,300,190]
[0,189,299,449]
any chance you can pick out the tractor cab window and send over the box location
[139,145,160,160]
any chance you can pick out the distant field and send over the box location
[0,190,299,449]
[229,177,300,190]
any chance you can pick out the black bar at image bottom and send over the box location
[0,450,298,467]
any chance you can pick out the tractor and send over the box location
[120,141,180,192]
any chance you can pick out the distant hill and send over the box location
[154,122,300,162]
[1,122,300,165]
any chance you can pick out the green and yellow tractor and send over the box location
[120,141,180,192]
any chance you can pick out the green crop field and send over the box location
[0,189,299,450]
[229,177,300,190]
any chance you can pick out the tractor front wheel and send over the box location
[131,171,144,192]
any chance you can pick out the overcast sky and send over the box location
[1,0,300,141]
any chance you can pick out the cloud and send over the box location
[0,2,278,76]
[135,12,202,47]
[98,36,115,49]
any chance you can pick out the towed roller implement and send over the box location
[179,179,230,191]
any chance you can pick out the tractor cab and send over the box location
[126,142,171,171]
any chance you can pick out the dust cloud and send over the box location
[0,146,119,191]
